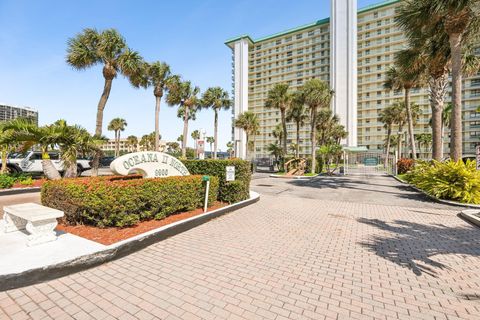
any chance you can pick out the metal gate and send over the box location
[343,150,396,176]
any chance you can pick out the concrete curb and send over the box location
[460,210,480,228]
[390,175,480,209]
[0,187,41,196]
[269,174,318,180]
[0,191,260,291]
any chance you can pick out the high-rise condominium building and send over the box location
[226,0,480,159]
[0,104,38,125]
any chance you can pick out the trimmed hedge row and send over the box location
[183,159,251,203]
[41,175,219,227]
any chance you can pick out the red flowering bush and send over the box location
[397,158,415,174]
[41,175,219,227]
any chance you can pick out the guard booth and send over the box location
[342,146,396,176]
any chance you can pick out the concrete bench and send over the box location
[2,203,64,246]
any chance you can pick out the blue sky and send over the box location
[0,0,380,151]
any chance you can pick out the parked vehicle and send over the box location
[2,151,91,176]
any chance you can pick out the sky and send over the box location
[0,0,380,151]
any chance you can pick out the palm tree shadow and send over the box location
[357,218,480,277]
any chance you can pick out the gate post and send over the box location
[394,150,398,176]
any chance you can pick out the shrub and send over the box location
[397,158,415,174]
[41,175,219,227]
[0,174,16,189]
[406,160,480,204]
[182,159,251,203]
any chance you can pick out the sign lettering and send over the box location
[111,152,190,178]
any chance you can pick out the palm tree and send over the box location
[0,118,30,174]
[191,130,200,157]
[66,28,143,175]
[201,87,231,159]
[234,111,259,160]
[415,133,433,156]
[131,61,179,151]
[391,102,421,158]
[166,80,200,158]
[107,118,127,157]
[226,141,234,158]
[9,123,63,180]
[206,136,215,156]
[272,124,284,149]
[126,135,138,152]
[287,95,308,158]
[52,120,104,178]
[384,60,422,160]
[265,84,292,155]
[298,79,334,174]
[267,143,283,169]
[397,0,480,160]
[177,134,184,149]
[378,105,397,159]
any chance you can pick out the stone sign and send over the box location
[110,151,190,178]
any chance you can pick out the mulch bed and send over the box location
[56,201,227,245]
[12,179,46,189]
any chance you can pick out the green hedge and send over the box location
[41,175,219,227]
[182,159,251,203]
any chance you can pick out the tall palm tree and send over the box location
[201,87,231,159]
[267,143,283,168]
[397,0,480,160]
[265,84,292,155]
[191,130,200,157]
[107,118,127,157]
[287,95,308,158]
[378,105,397,159]
[298,79,334,174]
[391,102,407,158]
[234,111,259,160]
[384,60,422,160]
[166,80,200,158]
[206,136,215,156]
[126,135,138,152]
[131,61,179,151]
[415,133,433,155]
[66,28,143,174]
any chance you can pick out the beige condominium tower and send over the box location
[225,0,480,160]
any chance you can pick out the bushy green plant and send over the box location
[182,159,251,203]
[0,174,16,189]
[397,158,415,174]
[41,175,219,227]
[406,160,480,204]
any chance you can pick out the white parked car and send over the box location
[2,151,91,176]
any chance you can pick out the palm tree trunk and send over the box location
[1,149,7,174]
[429,74,448,161]
[296,121,300,158]
[404,88,417,160]
[449,33,463,161]
[118,130,121,157]
[213,110,218,159]
[281,108,287,156]
[64,163,77,178]
[182,106,189,158]
[245,135,249,160]
[41,149,61,180]
[397,125,403,159]
[92,78,113,176]
[155,95,161,151]
[385,127,391,168]
[310,107,317,174]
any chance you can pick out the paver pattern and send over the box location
[1,174,480,319]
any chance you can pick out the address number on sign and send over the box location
[155,169,169,177]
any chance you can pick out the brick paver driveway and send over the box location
[1,174,480,319]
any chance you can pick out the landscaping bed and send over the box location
[56,201,227,245]
[0,174,46,190]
